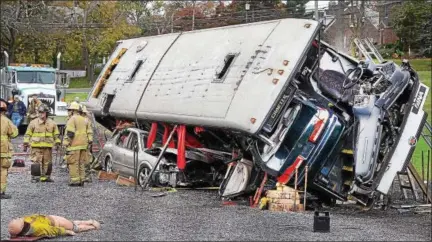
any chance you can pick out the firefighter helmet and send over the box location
[0,100,7,111]
[37,104,50,113]
[67,101,81,111]
[81,105,88,113]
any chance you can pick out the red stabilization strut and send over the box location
[147,122,158,149]
[177,125,186,170]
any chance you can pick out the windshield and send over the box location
[16,71,55,84]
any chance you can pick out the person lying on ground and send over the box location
[8,214,100,238]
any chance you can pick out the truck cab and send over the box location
[0,52,70,126]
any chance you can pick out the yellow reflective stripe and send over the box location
[54,130,60,135]
[23,137,30,143]
[75,131,87,135]
[31,143,54,148]
[55,138,61,143]
[0,135,8,140]
[0,153,12,158]
[11,129,18,138]
[70,177,81,182]
[67,145,87,151]
[31,133,54,137]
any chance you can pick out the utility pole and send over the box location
[171,13,174,33]
[245,2,250,23]
[335,0,344,51]
[192,0,195,31]
[315,0,319,21]
[358,0,365,59]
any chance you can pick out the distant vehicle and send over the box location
[0,52,70,127]
[87,18,429,207]
[99,127,228,187]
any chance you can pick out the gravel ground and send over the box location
[1,137,431,241]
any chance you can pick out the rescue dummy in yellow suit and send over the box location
[0,106,19,199]
[24,105,60,182]
[64,102,90,186]
[7,214,100,238]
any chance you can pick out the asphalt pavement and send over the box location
[1,137,431,241]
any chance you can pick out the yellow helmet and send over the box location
[81,105,88,113]
[67,101,81,111]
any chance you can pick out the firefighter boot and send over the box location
[0,192,11,199]
[40,176,54,182]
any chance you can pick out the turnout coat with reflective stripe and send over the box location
[0,114,18,157]
[24,118,61,147]
[64,114,89,151]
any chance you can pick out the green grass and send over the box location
[68,77,92,89]
[65,93,89,103]
[391,58,431,72]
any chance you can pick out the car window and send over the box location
[141,134,147,150]
[126,133,138,150]
[116,130,130,148]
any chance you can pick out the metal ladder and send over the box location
[396,121,432,202]
[421,121,432,149]
[354,38,384,63]
[397,170,419,201]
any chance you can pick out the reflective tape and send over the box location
[11,130,18,138]
[31,133,54,137]
[31,143,54,148]
[0,153,12,158]
[67,145,88,151]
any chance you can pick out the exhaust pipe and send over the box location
[3,51,9,67]
[56,52,61,70]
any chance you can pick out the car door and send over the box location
[122,131,138,177]
[112,130,131,175]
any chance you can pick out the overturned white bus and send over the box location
[86,18,429,207]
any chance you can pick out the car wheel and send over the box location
[138,165,151,187]
[105,156,113,172]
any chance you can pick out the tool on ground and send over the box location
[30,163,52,177]
[313,211,330,233]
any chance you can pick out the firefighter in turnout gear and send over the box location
[80,105,93,183]
[24,104,61,183]
[1,99,19,199]
[63,102,89,186]
[61,101,78,169]
[27,94,42,121]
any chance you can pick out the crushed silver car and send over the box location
[99,127,229,187]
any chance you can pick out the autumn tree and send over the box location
[391,0,432,57]
[0,0,55,63]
